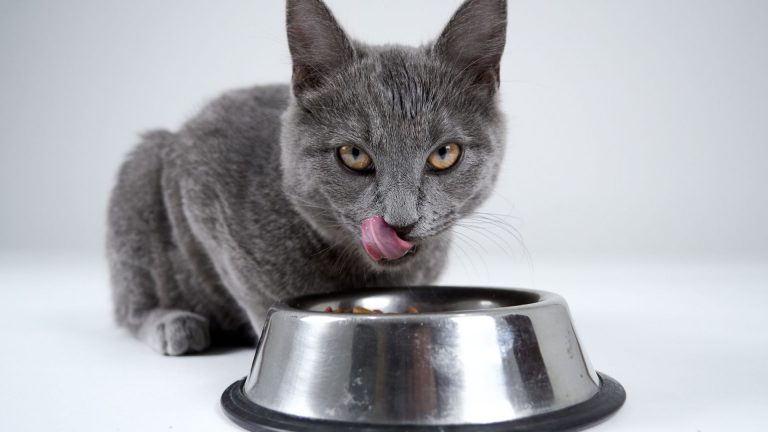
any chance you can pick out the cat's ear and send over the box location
[434,0,507,91]
[286,0,354,94]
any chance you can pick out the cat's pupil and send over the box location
[352,147,360,159]
[438,147,448,159]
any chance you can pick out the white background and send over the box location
[1,1,767,431]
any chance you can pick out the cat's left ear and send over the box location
[434,0,507,92]
[286,0,354,95]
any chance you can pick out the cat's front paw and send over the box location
[140,310,211,356]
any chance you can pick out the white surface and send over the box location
[1,254,766,432]
[2,0,767,263]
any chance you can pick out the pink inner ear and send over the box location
[361,216,414,262]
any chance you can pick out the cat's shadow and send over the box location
[188,345,254,357]
[188,335,257,357]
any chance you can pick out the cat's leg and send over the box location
[109,259,211,355]
[107,130,211,355]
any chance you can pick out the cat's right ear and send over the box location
[286,0,354,95]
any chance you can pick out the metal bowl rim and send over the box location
[270,286,564,319]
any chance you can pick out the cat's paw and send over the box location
[141,310,211,356]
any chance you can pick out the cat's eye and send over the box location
[427,143,462,171]
[338,145,373,172]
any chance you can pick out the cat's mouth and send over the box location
[360,216,414,262]
[375,246,418,266]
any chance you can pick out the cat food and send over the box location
[324,306,419,314]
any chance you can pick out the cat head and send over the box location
[280,0,507,267]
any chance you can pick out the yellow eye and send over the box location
[427,143,462,171]
[338,145,373,171]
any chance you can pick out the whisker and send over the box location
[449,233,478,279]
[465,215,528,248]
[454,222,515,257]
[463,213,533,265]
[451,229,489,280]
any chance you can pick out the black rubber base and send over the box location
[221,372,625,432]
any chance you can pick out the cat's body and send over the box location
[108,0,507,355]
[108,84,449,353]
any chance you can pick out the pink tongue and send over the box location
[361,216,414,261]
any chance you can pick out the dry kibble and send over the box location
[352,306,373,314]
[323,306,419,314]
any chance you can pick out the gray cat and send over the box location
[107,0,507,355]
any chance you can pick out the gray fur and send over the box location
[107,0,507,355]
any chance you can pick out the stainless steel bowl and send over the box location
[222,287,625,431]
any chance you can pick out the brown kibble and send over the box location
[323,305,420,314]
